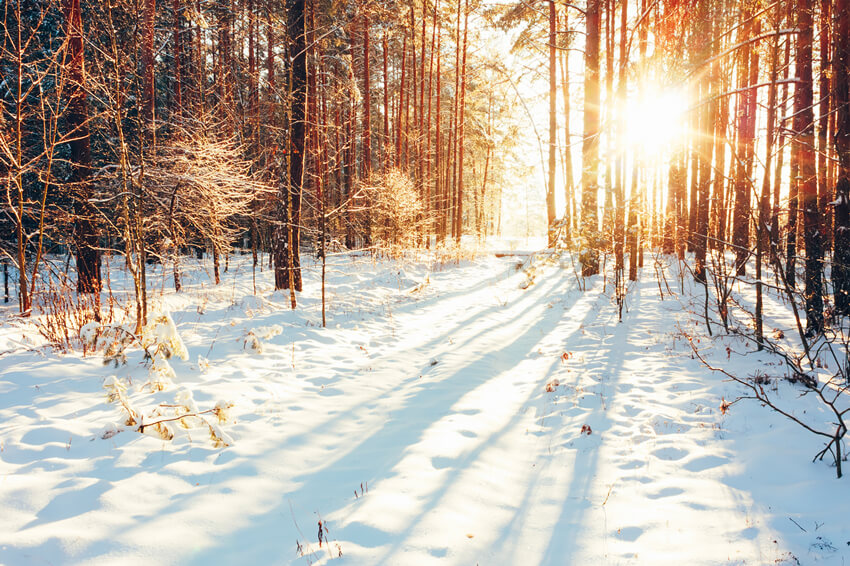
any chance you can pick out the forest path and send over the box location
[299,258,785,566]
[0,254,830,566]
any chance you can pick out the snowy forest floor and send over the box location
[1,247,849,565]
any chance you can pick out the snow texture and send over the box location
[0,248,848,565]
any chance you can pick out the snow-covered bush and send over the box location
[141,312,189,361]
[103,376,235,446]
[243,324,282,355]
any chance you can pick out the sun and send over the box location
[623,87,689,153]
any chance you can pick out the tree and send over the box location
[273,0,306,300]
[64,0,101,295]
[545,0,556,246]
[796,0,823,334]
[833,0,850,314]
[581,0,600,277]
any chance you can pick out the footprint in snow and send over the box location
[651,446,689,461]
[647,487,685,499]
[683,455,728,473]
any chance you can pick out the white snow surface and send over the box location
[0,250,848,565]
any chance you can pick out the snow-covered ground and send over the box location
[1,248,848,565]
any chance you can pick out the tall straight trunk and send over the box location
[454,0,469,242]
[345,64,357,249]
[426,0,439,236]
[196,0,205,116]
[832,0,850,315]
[627,0,647,280]
[772,14,791,257]
[693,3,713,283]
[419,0,427,193]
[173,0,183,123]
[663,158,680,254]
[613,0,626,271]
[450,0,462,239]
[407,10,415,170]
[757,7,781,349]
[310,0,326,325]
[546,0,557,246]
[602,0,614,240]
[435,17,443,242]
[143,0,156,144]
[834,0,850,313]
[63,0,101,295]
[732,6,753,276]
[559,10,574,234]
[712,61,729,253]
[581,0,601,276]
[818,0,832,251]
[396,34,407,168]
[673,152,688,260]
[787,4,801,288]
[265,0,275,174]
[274,0,306,295]
[383,33,390,168]
[248,0,258,144]
[363,13,372,177]
[797,0,823,333]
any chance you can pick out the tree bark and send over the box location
[581,0,601,276]
[273,0,306,295]
[797,0,822,333]
[832,0,850,313]
[64,0,102,295]
[546,0,557,246]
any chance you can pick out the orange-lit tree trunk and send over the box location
[693,2,713,284]
[560,9,574,234]
[834,0,850,313]
[732,5,753,276]
[797,0,823,333]
[64,0,101,295]
[454,0,469,243]
[546,0,557,246]
[362,11,372,178]
[581,0,600,276]
[757,4,782,349]
[273,0,305,296]
[818,0,832,251]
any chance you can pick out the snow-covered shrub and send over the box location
[137,311,189,391]
[103,379,236,446]
[141,312,189,361]
[243,324,282,354]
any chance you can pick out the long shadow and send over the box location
[180,268,587,564]
[373,286,610,565]
[195,268,586,460]
[3,260,582,564]
[536,278,639,564]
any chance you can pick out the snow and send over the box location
[1,250,849,565]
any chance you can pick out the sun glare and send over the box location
[624,87,688,153]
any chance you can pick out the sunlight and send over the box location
[623,87,688,153]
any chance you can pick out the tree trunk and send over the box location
[363,12,372,178]
[818,0,832,252]
[560,9,574,235]
[64,0,102,295]
[832,0,850,313]
[455,0,469,243]
[732,6,753,276]
[546,0,557,246]
[797,0,823,333]
[273,0,305,295]
[581,0,601,276]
